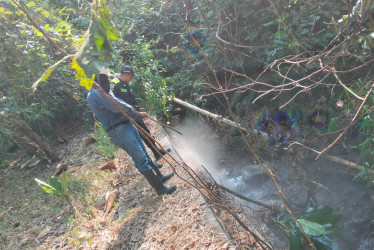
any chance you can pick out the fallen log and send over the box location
[171,97,246,132]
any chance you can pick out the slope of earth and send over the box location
[0,120,244,249]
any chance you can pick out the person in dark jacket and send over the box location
[110,65,170,161]
[88,74,176,195]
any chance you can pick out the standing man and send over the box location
[110,65,170,161]
[88,74,176,195]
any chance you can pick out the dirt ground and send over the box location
[0,120,271,249]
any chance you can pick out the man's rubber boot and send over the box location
[149,160,163,169]
[153,148,171,161]
[152,165,174,183]
[142,169,176,195]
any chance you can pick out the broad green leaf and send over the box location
[35,30,44,37]
[325,225,345,236]
[49,177,63,193]
[32,54,74,91]
[26,2,36,8]
[71,59,95,90]
[298,219,326,237]
[328,117,339,133]
[301,206,342,225]
[0,7,13,19]
[34,178,62,197]
[45,24,50,31]
[311,236,340,250]
[92,0,118,40]
[41,10,50,17]
[276,31,288,40]
[73,0,115,84]
[263,21,275,27]
[94,32,105,51]
[289,230,305,250]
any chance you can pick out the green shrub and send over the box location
[92,122,119,160]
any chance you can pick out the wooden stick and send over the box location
[285,142,374,174]
[316,83,374,159]
[216,183,280,212]
[134,109,183,135]
[323,155,374,174]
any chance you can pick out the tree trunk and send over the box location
[1,114,57,161]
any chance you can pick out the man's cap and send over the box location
[120,65,136,76]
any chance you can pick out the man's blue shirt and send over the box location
[87,88,140,130]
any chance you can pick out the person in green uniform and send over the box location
[110,65,170,161]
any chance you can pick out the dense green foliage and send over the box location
[0,0,94,163]
[1,0,374,184]
[278,206,343,250]
[1,1,374,249]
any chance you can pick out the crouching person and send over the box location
[87,74,176,195]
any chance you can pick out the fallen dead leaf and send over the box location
[104,189,119,213]
[83,136,96,147]
[53,162,68,176]
[99,159,119,170]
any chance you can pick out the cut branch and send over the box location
[216,183,281,212]
[316,82,374,159]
